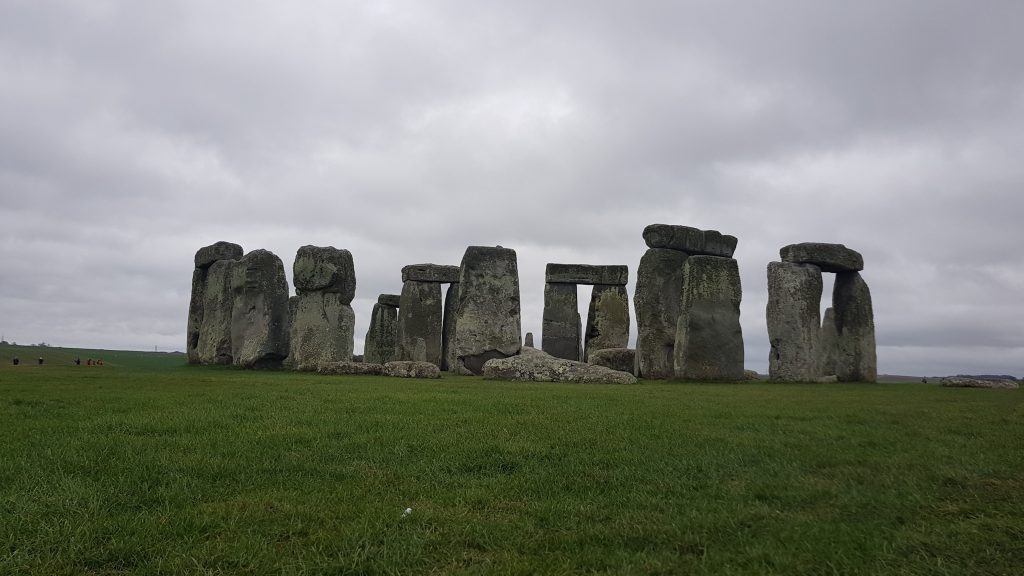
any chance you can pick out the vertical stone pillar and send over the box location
[364,294,399,365]
[397,281,443,366]
[441,282,460,371]
[819,307,839,377]
[542,282,581,361]
[187,241,242,364]
[230,249,290,369]
[674,255,744,380]
[453,246,522,374]
[584,285,630,361]
[196,259,237,365]
[288,246,357,370]
[833,272,877,382]
[766,262,823,381]
[634,248,688,378]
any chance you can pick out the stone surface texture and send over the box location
[766,262,823,382]
[587,348,635,373]
[441,282,459,371]
[378,294,401,307]
[318,361,384,376]
[642,224,737,257]
[196,259,236,365]
[188,242,242,364]
[383,361,442,379]
[230,249,290,368]
[941,377,1019,389]
[819,307,839,377]
[674,256,744,380]
[780,243,864,273]
[833,271,877,382]
[541,282,581,361]
[293,245,356,303]
[397,280,443,366]
[634,248,689,378]
[545,264,628,286]
[364,302,398,365]
[524,332,534,348]
[195,241,243,269]
[452,246,522,374]
[482,347,637,384]
[401,264,461,283]
[288,292,355,370]
[584,285,630,361]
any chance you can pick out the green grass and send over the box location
[1,351,1022,575]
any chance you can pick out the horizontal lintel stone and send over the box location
[545,263,628,285]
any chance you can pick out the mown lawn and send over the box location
[1,353,1022,575]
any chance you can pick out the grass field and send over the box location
[1,346,1022,575]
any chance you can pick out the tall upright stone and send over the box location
[584,285,630,361]
[833,272,877,382]
[766,262,823,382]
[288,246,357,370]
[196,259,237,365]
[453,246,522,375]
[819,307,839,377]
[634,248,688,378]
[441,283,460,371]
[397,281,443,366]
[542,282,581,361]
[364,301,398,365]
[187,241,242,364]
[674,256,744,380]
[230,249,290,368]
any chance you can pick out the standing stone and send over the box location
[397,281,443,366]
[542,282,581,361]
[187,241,243,363]
[634,248,689,378]
[441,283,460,371]
[293,245,356,303]
[230,249,290,369]
[584,285,630,361]
[453,246,522,375]
[819,308,839,377]
[364,302,398,365]
[674,256,744,380]
[833,272,877,382]
[524,332,534,348]
[766,262,823,382]
[288,292,355,370]
[196,259,236,365]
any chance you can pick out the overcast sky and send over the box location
[1,1,1022,376]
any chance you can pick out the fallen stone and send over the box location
[441,282,459,371]
[634,247,689,378]
[545,264,628,286]
[196,259,236,365]
[230,249,290,369]
[766,262,823,382]
[674,256,744,381]
[293,245,356,303]
[383,361,442,379]
[941,377,1019,389]
[401,264,461,284]
[452,246,522,374]
[288,291,355,370]
[378,293,401,307]
[587,348,635,373]
[364,302,398,365]
[524,332,534,348]
[397,280,443,366]
[780,243,864,273]
[584,285,630,361]
[833,271,877,382]
[819,307,839,377]
[195,241,243,269]
[642,224,737,257]
[744,369,760,381]
[483,347,637,384]
[542,282,581,361]
[318,361,384,376]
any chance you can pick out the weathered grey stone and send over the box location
[584,285,630,361]
[674,256,744,380]
[780,243,864,273]
[401,264,461,284]
[833,271,877,382]
[288,292,355,371]
[378,293,401,307]
[743,369,761,381]
[230,249,290,368]
[941,377,1019,389]
[383,361,442,379]
[542,282,581,361]
[293,245,356,303]
[364,303,398,365]
[352,355,363,362]
[545,264,628,286]
[441,283,459,371]
[819,307,839,377]
[196,259,236,365]
[195,241,243,269]
[766,262,823,382]
[642,224,737,257]
[524,332,534,348]
[452,246,522,374]
[587,348,635,373]
[483,347,637,384]
[318,361,384,376]
[397,281,443,366]
[634,248,688,378]
[187,268,206,364]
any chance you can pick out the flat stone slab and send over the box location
[941,377,1019,389]
[483,347,637,385]
[194,241,243,269]
[383,361,442,379]
[643,224,737,257]
[401,264,460,283]
[545,264,628,286]
[780,243,864,272]
[587,348,635,374]
[378,294,401,307]
[317,361,384,376]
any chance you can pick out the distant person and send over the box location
[38,357,43,365]
[98,358,104,366]
[74,358,81,366]
[12,357,18,366]
[87,358,93,366]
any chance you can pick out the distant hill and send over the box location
[0,343,186,371]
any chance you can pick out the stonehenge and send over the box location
[452,246,522,375]
[288,246,356,370]
[674,255,745,380]
[766,243,876,382]
[230,249,290,368]
[363,294,399,365]
[542,264,629,362]
[188,241,243,365]
[395,264,457,367]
